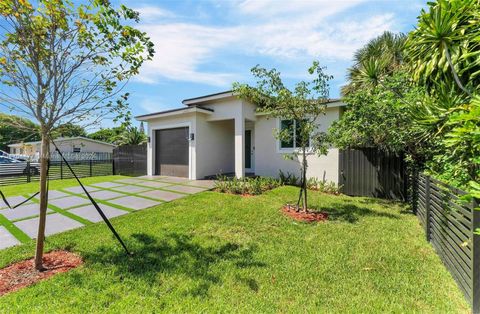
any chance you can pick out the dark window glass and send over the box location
[280,119,294,148]
[295,119,310,148]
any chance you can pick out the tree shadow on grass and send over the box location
[83,232,266,298]
[310,203,400,223]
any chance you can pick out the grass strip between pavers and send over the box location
[113,178,210,195]
[0,213,30,243]
[124,176,213,190]
[10,211,56,223]
[59,184,167,204]
[28,197,92,226]
[58,188,141,212]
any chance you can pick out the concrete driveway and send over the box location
[0,176,214,250]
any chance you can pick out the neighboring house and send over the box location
[136,91,346,183]
[8,137,116,157]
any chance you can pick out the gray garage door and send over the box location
[155,127,189,177]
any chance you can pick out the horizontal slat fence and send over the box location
[339,148,407,200]
[113,144,147,177]
[412,172,479,312]
[0,159,113,186]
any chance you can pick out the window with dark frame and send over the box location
[279,119,310,149]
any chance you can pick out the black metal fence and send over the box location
[411,172,479,312]
[113,144,147,177]
[0,159,114,186]
[339,148,407,200]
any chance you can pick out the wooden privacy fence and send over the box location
[113,144,147,177]
[339,148,407,200]
[411,172,479,312]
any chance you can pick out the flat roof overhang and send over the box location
[182,91,234,106]
[135,106,213,121]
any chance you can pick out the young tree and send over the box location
[0,0,154,270]
[233,61,332,211]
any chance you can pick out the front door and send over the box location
[245,129,254,172]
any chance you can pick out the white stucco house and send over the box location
[136,91,345,183]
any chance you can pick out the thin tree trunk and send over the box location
[34,134,50,271]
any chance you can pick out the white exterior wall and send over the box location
[195,117,235,178]
[201,97,250,178]
[141,96,343,181]
[50,139,114,153]
[254,107,341,183]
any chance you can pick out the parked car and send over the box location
[0,156,40,177]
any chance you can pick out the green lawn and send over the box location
[0,175,128,196]
[0,184,469,313]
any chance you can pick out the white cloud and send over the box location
[137,23,239,86]
[246,13,395,60]
[133,6,175,21]
[135,1,396,85]
[237,0,365,19]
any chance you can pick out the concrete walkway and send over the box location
[0,176,214,250]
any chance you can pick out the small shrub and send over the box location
[214,176,282,195]
[306,177,342,195]
[278,170,299,186]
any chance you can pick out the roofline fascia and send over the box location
[135,106,213,121]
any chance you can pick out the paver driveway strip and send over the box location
[63,185,100,194]
[137,175,165,180]
[34,190,69,200]
[0,176,213,250]
[14,213,84,238]
[166,185,207,194]
[68,205,128,223]
[115,178,147,184]
[49,196,91,209]
[133,180,172,188]
[1,203,53,221]
[91,182,124,189]
[0,226,20,249]
[138,190,184,202]
[89,190,126,201]
[157,177,191,184]
[186,180,215,189]
[106,196,161,210]
[111,185,151,193]
[0,196,32,209]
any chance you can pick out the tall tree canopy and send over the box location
[52,123,87,138]
[0,113,40,151]
[329,31,431,164]
[0,0,154,269]
[341,31,406,96]
[405,0,480,190]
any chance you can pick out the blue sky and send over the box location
[123,0,426,126]
[0,0,427,131]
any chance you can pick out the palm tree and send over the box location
[405,0,479,97]
[118,126,147,145]
[342,31,406,96]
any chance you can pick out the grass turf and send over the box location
[0,175,128,197]
[0,186,470,313]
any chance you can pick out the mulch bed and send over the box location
[282,205,328,222]
[0,250,82,296]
